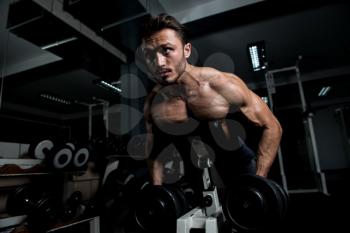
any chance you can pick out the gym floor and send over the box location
[270,169,350,233]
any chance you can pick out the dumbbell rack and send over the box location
[177,164,225,233]
[0,140,96,232]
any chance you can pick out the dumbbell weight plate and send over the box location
[31,139,54,159]
[134,185,182,232]
[269,180,289,219]
[65,142,75,151]
[27,194,60,232]
[6,185,38,216]
[67,191,83,208]
[223,174,285,232]
[73,147,90,168]
[51,146,73,169]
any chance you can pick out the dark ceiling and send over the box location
[0,0,350,121]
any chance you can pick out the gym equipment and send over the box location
[72,146,90,169]
[264,60,328,195]
[134,184,189,232]
[131,134,288,233]
[6,185,39,216]
[223,174,289,232]
[100,165,150,213]
[67,191,83,207]
[29,139,73,170]
[178,136,288,233]
[49,145,73,170]
[7,184,61,232]
[29,139,54,159]
[62,191,83,221]
[162,148,185,184]
[177,159,224,233]
[269,179,289,219]
[27,193,60,232]
[65,142,76,151]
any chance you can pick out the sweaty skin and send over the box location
[143,29,282,185]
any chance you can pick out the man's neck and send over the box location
[177,64,200,88]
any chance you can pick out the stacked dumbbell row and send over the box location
[99,163,198,233]
[6,184,96,232]
[29,139,90,171]
[100,167,289,233]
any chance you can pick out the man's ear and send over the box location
[184,43,191,59]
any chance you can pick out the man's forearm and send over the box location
[147,159,163,185]
[256,123,282,177]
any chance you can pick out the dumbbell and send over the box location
[70,145,90,171]
[29,139,73,170]
[7,184,60,231]
[61,141,90,171]
[61,191,83,221]
[27,193,61,232]
[29,139,54,160]
[133,183,190,232]
[223,174,289,232]
[6,184,39,216]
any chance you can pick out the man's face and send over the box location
[142,29,191,85]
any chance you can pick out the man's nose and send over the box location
[155,53,166,67]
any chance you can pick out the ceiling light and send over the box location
[318,86,332,97]
[248,41,267,72]
[40,93,72,105]
[41,37,78,50]
[95,80,122,93]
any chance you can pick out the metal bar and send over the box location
[277,147,288,191]
[90,216,100,233]
[295,67,307,112]
[335,108,350,166]
[288,188,319,194]
[265,72,274,110]
[88,105,92,141]
[268,66,297,74]
[266,64,329,195]
[296,67,329,195]
[104,103,109,138]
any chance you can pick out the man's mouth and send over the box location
[158,69,172,78]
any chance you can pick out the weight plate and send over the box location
[65,142,76,151]
[28,194,60,232]
[134,185,181,232]
[223,174,284,232]
[7,185,38,215]
[52,147,73,169]
[73,147,90,168]
[269,180,289,219]
[33,139,54,159]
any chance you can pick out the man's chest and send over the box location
[151,85,230,123]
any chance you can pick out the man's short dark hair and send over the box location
[141,13,188,44]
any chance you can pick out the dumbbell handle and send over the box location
[203,188,222,217]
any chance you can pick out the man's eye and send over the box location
[144,53,153,60]
[163,48,172,54]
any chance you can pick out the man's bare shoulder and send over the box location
[198,67,252,106]
[199,67,246,89]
